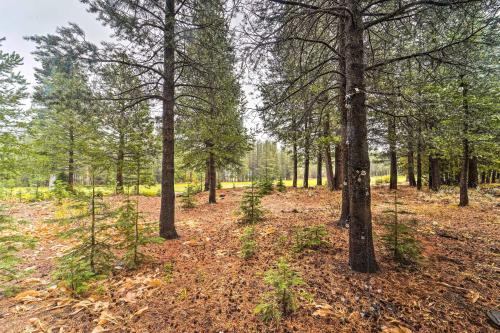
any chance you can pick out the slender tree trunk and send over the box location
[90,173,96,273]
[486,170,491,183]
[480,171,486,184]
[407,150,416,187]
[416,123,423,190]
[492,170,497,183]
[159,0,178,239]
[346,1,378,273]
[338,8,349,227]
[68,126,75,192]
[292,140,298,188]
[388,116,397,190]
[316,151,323,186]
[468,157,478,188]
[323,113,335,191]
[303,114,310,188]
[459,77,469,206]
[334,144,342,190]
[204,158,210,191]
[208,151,216,204]
[429,156,440,192]
[116,132,125,194]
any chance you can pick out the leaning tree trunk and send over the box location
[468,157,478,188]
[345,1,378,273]
[316,151,323,186]
[159,0,178,239]
[116,132,125,194]
[338,9,349,227]
[388,116,397,190]
[68,125,75,192]
[459,77,469,206]
[208,151,216,204]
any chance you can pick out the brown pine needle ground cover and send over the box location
[0,185,498,333]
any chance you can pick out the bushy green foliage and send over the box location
[53,254,95,295]
[276,177,286,192]
[381,191,421,265]
[258,178,274,196]
[240,226,256,260]
[163,262,174,282]
[254,258,303,322]
[51,180,71,203]
[180,185,197,209]
[116,198,163,269]
[293,225,329,252]
[239,183,265,224]
[0,205,35,293]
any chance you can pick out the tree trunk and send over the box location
[303,116,310,188]
[388,116,397,190]
[407,150,416,187]
[345,1,378,273]
[480,171,486,184]
[316,151,323,186]
[323,112,335,191]
[492,170,497,183]
[208,151,216,204]
[292,140,298,188]
[68,126,75,192]
[459,77,469,206]
[159,0,178,239]
[429,156,440,192]
[338,8,349,227]
[486,170,491,183]
[334,144,342,190]
[204,158,210,191]
[416,122,423,190]
[468,157,478,188]
[116,132,125,194]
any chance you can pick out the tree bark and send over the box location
[159,0,178,239]
[316,151,323,186]
[459,77,469,206]
[480,171,486,184]
[468,157,478,188]
[345,1,378,273]
[388,116,397,190]
[407,150,416,187]
[116,132,125,194]
[416,122,423,190]
[204,158,210,191]
[429,156,440,192]
[303,115,310,188]
[492,170,497,183]
[208,151,216,204]
[334,144,342,190]
[338,7,349,227]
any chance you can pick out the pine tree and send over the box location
[239,182,265,224]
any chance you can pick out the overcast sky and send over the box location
[0,0,112,89]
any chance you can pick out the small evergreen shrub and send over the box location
[240,226,256,259]
[381,190,421,265]
[276,177,286,192]
[180,185,197,209]
[258,178,274,196]
[53,255,95,295]
[254,258,303,322]
[293,225,329,252]
[51,180,70,203]
[239,183,265,224]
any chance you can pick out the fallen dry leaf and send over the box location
[312,303,335,318]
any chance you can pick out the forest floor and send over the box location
[0,185,499,333]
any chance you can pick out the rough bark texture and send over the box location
[468,157,478,188]
[208,151,216,204]
[334,144,342,190]
[345,1,378,273]
[159,0,178,239]
[459,78,469,206]
[316,151,323,186]
[324,123,335,191]
[338,9,349,227]
[407,150,416,187]
[204,158,210,191]
[388,116,397,190]
[303,115,310,189]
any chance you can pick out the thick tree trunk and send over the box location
[68,126,75,192]
[345,1,378,273]
[338,8,349,227]
[388,116,397,190]
[159,0,178,239]
[292,140,298,188]
[116,132,125,194]
[468,157,478,188]
[316,151,323,186]
[459,77,469,206]
[208,151,216,204]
